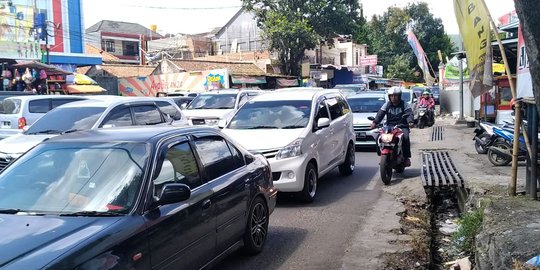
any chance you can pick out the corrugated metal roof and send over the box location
[90,65,156,78]
[168,59,266,76]
[86,20,163,38]
[85,44,120,62]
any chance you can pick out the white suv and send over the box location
[222,89,355,202]
[182,89,263,127]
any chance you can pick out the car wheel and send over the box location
[298,162,317,203]
[339,142,355,176]
[242,196,269,255]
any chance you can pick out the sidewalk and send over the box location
[386,117,540,269]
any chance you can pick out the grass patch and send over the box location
[453,208,484,255]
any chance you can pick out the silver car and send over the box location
[347,92,387,147]
[0,96,188,170]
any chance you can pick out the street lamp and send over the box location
[452,51,466,122]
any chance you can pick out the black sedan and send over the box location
[0,126,276,269]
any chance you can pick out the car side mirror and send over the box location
[317,118,331,129]
[155,183,191,206]
[180,103,188,110]
[218,119,227,129]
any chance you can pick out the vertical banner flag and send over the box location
[406,29,436,85]
[516,24,532,98]
[453,0,493,97]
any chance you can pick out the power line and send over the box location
[122,5,242,10]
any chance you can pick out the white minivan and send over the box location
[222,89,356,202]
[0,95,88,139]
[183,89,263,127]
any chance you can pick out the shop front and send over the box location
[478,76,514,123]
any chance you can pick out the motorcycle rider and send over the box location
[370,86,414,167]
[418,90,435,124]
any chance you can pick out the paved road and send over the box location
[218,150,385,270]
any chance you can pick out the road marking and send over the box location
[365,176,378,190]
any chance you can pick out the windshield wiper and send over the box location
[59,211,124,217]
[246,125,278,129]
[213,106,233,109]
[25,129,63,135]
[281,125,304,129]
[0,208,20,214]
[62,129,81,134]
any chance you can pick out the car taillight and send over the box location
[18,117,26,129]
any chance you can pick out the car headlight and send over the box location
[276,138,303,160]
[205,119,220,126]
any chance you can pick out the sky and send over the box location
[82,0,516,36]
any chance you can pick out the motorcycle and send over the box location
[417,105,434,129]
[473,121,499,154]
[368,116,407,185]
[487,126,528,166]
[473,120,515,154]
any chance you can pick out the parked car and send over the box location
[0,125,276,269]
[0,95,89,139]
[384,88,419,121]
[222,89,355,202]
[183,89,264,127]
[346,92,387,147]
[0,96,187,169]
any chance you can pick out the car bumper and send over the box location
[268,154,309,193]
[354,126,378,146]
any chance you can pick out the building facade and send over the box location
[213,8,264,55]
[0,0,101,70]
[86,20,163,65]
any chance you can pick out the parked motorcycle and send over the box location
[473,121,499,154]
[487,126,527,166]
[368,116,407,185]
[417,105,434,129]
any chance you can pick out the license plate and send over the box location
[1,121,10,128]
[356,132,366,139]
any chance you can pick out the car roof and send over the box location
[251,88,340,102]
[4,95,89,101]
[58,96,175,108]
[44,126,217,144]
[347,92,386,99]
[197,89,263,95]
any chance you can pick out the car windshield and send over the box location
[25,107,106,134]
[187,94,236,109]
[347,97,386,113]
[0,142,149,214]
[228,100,312,129]
[0,98,21,114]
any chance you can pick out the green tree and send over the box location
[243,0,363,76]
[386,54,418,82]
[362,2,455,81]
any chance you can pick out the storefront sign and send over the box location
[231,76,267,84]
[359,55,378,66]
[0,4,41,60]
[516,24,532,98]
[118,69,230,96]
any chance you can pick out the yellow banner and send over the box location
[454,0,493,97]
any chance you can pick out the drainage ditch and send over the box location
[431,126,444,141]
[422,150,471,269]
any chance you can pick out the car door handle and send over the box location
[202,199,211,210]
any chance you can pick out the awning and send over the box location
[66,84,106,94]
[66,74,99,85]
[231,76,266,84]
[12,61,72,75]
[277,78,299,87]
